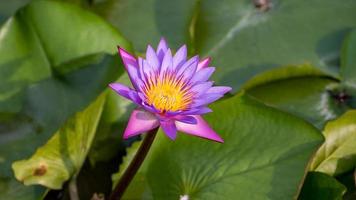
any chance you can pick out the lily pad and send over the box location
[247,77,345,129]
[310,110,356,176]
[0,54,121,199]
[114,94,323,199]
[0,0,130,114]
[12,93,106,189]
[104,0,196,53]
[194,0,356,91]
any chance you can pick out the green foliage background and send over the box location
[0,0,356,199]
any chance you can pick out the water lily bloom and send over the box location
[109,39,231,143]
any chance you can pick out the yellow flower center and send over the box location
[144,76,192,112]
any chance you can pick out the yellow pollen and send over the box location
[144,76,192,112]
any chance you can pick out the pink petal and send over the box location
[123,109,160,139]
[118,47,137,69]
[176,115,224,143]
[197,57,211,71]
[118,47,140,88]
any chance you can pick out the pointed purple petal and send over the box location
[142,60,156,82]
[206,86,232,95]
[197,57,211,71]
[190,67,215,84]
[156,38,168,61]
[190,82,213,97]
[181,62,198,82]
[123,109,160,139]
[181,107,212,115]
[165,110,183,117]
[118,47,137,68]
[160,49,173,75]
[138,58,155,85]
[174,115,197,124]
[146,45,159,72]
[192,94,224,107]
[109,83,142,105]
[176,115,223,143]
[142,103,160,114]
[176,56,199,82]
[138,57,146,81]
[160,120,177,140]
[134,77,146,93]
[173,45,187,69]
[176,56,199,77]
[109,83,131,98]
[137,92,146,102]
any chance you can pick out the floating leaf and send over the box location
[0,0,130,114]
[0,53,122,199]
[310,110,356,176]
[113,94,323,199]
[241,64,325,90]
[12,93,106,189]
[247,77,344,129]
[194,0,356,91]
[104,0,197,52]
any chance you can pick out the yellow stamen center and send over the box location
[144,76,192,112]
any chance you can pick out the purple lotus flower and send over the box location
[109,39,231,143]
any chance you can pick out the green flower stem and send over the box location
[109,127,159,200]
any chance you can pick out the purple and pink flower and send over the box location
[109,38,231,143]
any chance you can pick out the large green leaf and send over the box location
[0,1,129,194]
[0,54,121,199]
[103,0,197,52]
[240,64,325,90]
[247,77,345,129]
[12,92,106,189]
[113,94,323,199]
[194,0,356,91]
[298,172,346,200]
[341,29,356,87]
[310,110,356,176]
[0,0,130,114]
